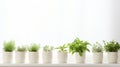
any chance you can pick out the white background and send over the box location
[0,0,118,46]
[0,0,120,63]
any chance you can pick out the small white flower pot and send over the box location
[42,51,52,64]
[57,51,67,63]
[118,50,120,63]
[75,52,85,63]
[28,52,39,63]
[107,52,118,63]
[3,52,13,63]
[93,52,103,64]
[15,51,26,63]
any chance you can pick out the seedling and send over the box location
[56,44,68,52]
[69,38,90,56]
[17,46,26,52]
[104,40,120,52]
[92,42,103,52]
[43,45,53,52]
[3,40,15,52]
[28,43,40,52]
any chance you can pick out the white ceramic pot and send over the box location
[118,50,120,63]
[107,52,118,63]
[28,52,39,63]
[57,51,67,63]
[3,52,13,63]
[42,51,52,64]
[15,51,26,63]
[93,52,103,64]
[75,52,85,63]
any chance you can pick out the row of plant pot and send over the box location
[3,51,67,63]
[3,51,120,64]
[3,38,120,64]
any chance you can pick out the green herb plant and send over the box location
[17,46,26,52]
[43,45,53,52]
[104,40,120,52]
[56,44,68,52]
[69,38,90,56]
[28,43,40,52]
[92,42,103,52]
[3,40,15,52]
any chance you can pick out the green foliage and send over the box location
[17,46,26,52]
[92,42,103,52]
[3,40,15,52]
[104,40,120,52]
[56,44,68,52]
[43,45,53,51]
[28,43,40,52]
[68,38,90,56]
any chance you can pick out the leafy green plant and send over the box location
[3,40,15,52]
[68,38,90,56]
[17,46,26,52]
[92,42,103,52]
[28,43,40,52]
[43,45,53,52]
[104,40,120,52]
[56,44,68,52]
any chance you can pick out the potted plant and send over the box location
[69,38,90,63]
[42,45,53,64]
[15,46,26,63]
[3,40,15,63]
[92,42,103,64]
[28,43,40,63]
[104,40,120,63]
[56,44,68,63]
